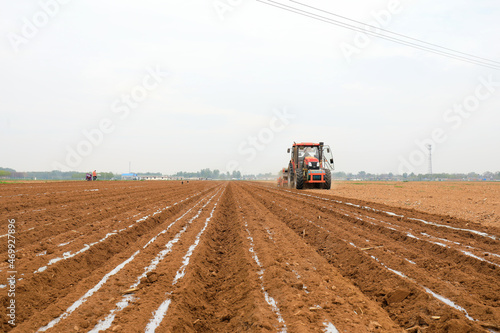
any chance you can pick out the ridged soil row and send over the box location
[1,181,215,253]
[2,185,221,332]
[248,183,500,321]
[153,183,281,332]
[233,182,401,332]
[242,182,493,332]
[37,186,226,333]
[11,184,217,279]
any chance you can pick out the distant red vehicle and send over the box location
[277,168,288,187]
[278,142,334,190]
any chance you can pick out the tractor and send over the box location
[278,142,334,189]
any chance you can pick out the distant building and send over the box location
[121,173,139,180]
[141,176,170,180]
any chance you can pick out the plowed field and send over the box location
[324,181,500,228]
[1,181,499,332]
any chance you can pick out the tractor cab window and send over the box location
[304,147,319,159]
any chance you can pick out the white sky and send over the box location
[1,0,499,175]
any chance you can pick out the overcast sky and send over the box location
[1,0,499,175]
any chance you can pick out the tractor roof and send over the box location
[293,142,321,147]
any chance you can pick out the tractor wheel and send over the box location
[288,163,294,189]
[296,168,304,189]
[323,169,331,190]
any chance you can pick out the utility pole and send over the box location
[426,144,432,175]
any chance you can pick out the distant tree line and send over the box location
[173,169,242,179]
[0,167,116,180]
[1,167,499,181]
[172,169,277,180]
[137,172,162,177]
[333,171,500,181]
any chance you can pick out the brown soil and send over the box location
[1,181,499,332]
[326,181,500,228]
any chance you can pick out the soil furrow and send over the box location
[2,180,498,333]
[241,182,496,332]
[155,184,281,333]
[232,183,402,332]
[2,185,222,332]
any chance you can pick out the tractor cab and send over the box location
[302,147,320,169]
[284,142,334,189]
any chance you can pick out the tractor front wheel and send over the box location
[323,169,331,190]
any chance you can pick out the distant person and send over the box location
[92,170,97,181]
[181,181,184,184]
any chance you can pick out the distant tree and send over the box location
[467,172,480,179]
[99,172,115,180]
[0,170,11,177]
[483,171,494,180]
[332,172,346,179]
[72,172,86,179]
[357,171,366,179]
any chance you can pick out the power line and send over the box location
[262,0,500,69]
[260,0,499,69]
[256,0,500,70]
[290,0,500,67]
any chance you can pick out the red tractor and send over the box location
[278,142,334,189]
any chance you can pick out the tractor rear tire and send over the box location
[288,163,294,189]
[323,169,331,190]
[296,168,304,189]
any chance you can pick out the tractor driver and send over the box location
[305,147,318,158]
